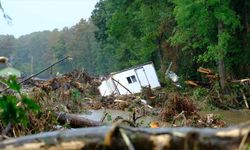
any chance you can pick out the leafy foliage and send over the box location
[92,0,175,70]
[0,0,248,82]
[91,0,249,83]
[0,76,40,127]
[171,0,240,61]
[4,76,20,93]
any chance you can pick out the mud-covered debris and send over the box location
[160,94,197,122]
[27,70,101,113]
[189,113,226,128]
[28,70,100,93]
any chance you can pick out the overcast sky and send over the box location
[0,0,99,38]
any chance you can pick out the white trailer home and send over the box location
[98,62,161,96]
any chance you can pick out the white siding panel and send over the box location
[106,78,117,94]
[112,69,141,95]
[98,81,110,96]
[98,78,117,96]
[135,68,149,87]
[142,64,161,88]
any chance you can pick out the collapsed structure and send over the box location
[98,62,161,96]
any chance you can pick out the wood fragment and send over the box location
[0,56,70,93]
[55,112,103,128]
[232,78,250,83]
[111,77,132,94]
[241,89,249,109]
[238,127,250,150]
[197,67,213,74]
[119,128,135,150]
[184,80,199,87]
[172,111,187,126]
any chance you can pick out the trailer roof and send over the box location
[110,61,154,76]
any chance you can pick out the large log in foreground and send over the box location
[1,122,250,150]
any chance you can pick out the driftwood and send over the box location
[55,112,103,128]
[1,122,250,150]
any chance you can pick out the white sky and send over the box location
[0,0,99,38]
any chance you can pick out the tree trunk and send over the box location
[241,0,248,51]
[1,123,250,150]
[218,59,226,91]
[157,34,165,72]
[218,22,227,91]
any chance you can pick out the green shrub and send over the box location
[0,76,40,127]
[192,88,209,101]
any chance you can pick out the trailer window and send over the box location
[131,75,137,82]
[127,77,132,83]
[127,75,137,84]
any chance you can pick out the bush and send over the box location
[192,88,209,101]
[0,76,40,128]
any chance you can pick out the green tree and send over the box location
[91,0,118,74]
[68,19,99,74]
[0,35,16,57]
[170,0,240,90]
[92,0,175,72]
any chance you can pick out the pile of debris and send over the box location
[19,68,227,130]
[26,70,101,113]
[185,67,218,88]
[26,70,100,93]
[160,94,197,122]
[160,94,226,128]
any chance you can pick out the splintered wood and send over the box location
[185,67,219,87]
[197,67,218,80]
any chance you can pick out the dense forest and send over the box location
[0,19,99,77]
[0,1,250,149]
[0,0,249,88]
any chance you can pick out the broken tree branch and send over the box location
[111,77,132,94]
[1,122,250,150]
[0,56,70,93]
[241,89,249,109]
[232,78,250,84]
[55,112,103,128]
[197,67,213,74]
[172,111,187,126]
[165,61,173,80]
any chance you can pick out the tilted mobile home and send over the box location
[98,62,161,96]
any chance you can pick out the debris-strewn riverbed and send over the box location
[0,69,249,139]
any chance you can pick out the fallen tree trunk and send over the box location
[1,122,250,150]
[55,112,103,128]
